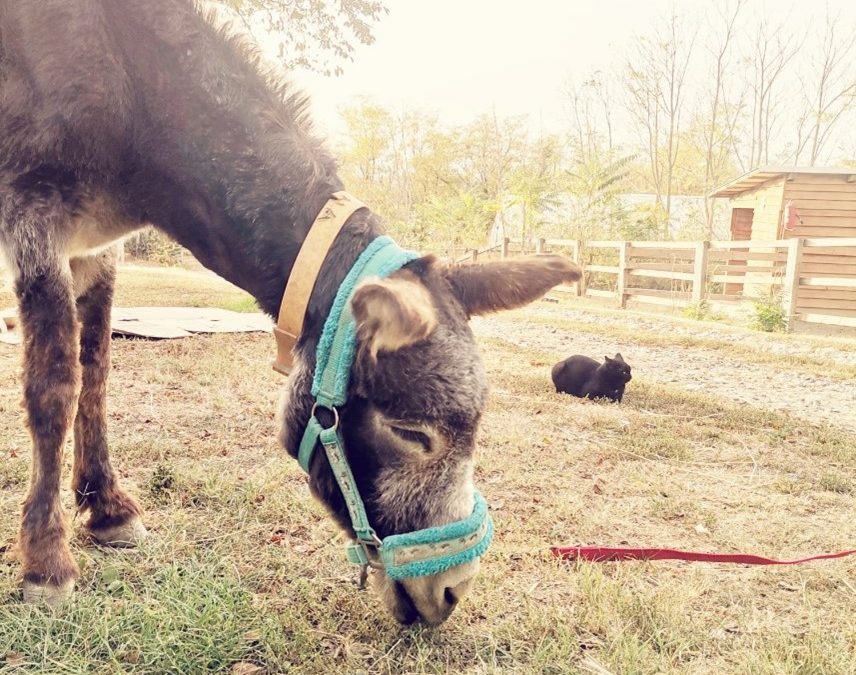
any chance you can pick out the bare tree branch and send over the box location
[223,0,388,76]
[625,9,696,236]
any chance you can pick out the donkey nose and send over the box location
[443,578,471,609]
[392,559,480,626]
[417,575,476,626]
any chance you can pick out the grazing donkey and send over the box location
[0,0,580,625]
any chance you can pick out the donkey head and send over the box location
[279,254,580,625]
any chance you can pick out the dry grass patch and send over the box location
[513,306,856,382]
[1,263,256,313]
[1,268,855,673]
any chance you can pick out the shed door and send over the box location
[726,208,754,295]
[730,207,754,240]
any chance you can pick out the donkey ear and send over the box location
[351,271,438,359]
[443,255,581,317]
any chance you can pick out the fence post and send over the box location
[692,241,710,303]
[501,237,509,259]
[782,237,804,330]
[573,240,584,297]
[536,238,545,254]
[616,241,629,309]
[471,248,479,262]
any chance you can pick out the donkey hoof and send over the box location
[22,578,75,606]
[90,517,149,548]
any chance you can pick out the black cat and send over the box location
[551,353,632,402]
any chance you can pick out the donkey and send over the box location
[0,0,580,625]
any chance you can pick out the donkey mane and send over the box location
[192,2,332,194]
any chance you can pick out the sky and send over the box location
[282,0,856,144]
[290,0,655,137]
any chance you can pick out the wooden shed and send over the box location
[710,166,856,240]
[711,166,856,327]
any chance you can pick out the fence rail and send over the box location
[457,236,856,330]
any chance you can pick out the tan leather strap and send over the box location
[273,191,367,375]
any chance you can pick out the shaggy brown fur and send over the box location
[0,0,580,622]
[71,250,142,533]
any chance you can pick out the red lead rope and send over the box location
[551,546,856,565]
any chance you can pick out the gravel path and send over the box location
[473,303,856,433]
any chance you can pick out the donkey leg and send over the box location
[13,257,81,604]
[71,252,146,547]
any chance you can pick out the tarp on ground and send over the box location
[0,307,272,345]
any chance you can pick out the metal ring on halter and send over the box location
[310,402,339,431]
[356,535,384,589]
[359,534,384,566]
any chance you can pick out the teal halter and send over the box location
[296,235,493,582]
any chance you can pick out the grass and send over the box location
[1,265,855,673]
[1,264,257,314]
[818,472,853,495]
[682,300,723,322]
[113,265,259,312]
[513,307,856,382]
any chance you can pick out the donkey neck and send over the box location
[116,3,385,328]
[156,168,384,332]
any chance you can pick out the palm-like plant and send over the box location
[564,153,637,242]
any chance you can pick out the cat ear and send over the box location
[604,355,612,363]
[614,353,624,362]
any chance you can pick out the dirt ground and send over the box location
[475,300,856,433]
[1,267,854,673]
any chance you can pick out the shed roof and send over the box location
[709,166,856,198]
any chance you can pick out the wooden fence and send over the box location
[452,239,525,264]
[456,237,856,330]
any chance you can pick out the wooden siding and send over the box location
[781,174,856,316]
[796,246,856,321]
[781,173,856,239]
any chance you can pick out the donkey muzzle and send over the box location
[388,558,480,626]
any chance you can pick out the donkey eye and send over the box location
[390,426,432,452]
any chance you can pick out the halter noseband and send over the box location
[294,234,493,584]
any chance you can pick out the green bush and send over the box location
[124,227,185,265]
[682,300,720,322]
[751,292,788,332]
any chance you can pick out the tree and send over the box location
[565,71,616,164]
[695,0,745,237]
[337,99,401,224]
[458,113,528,212]
[564,154,636,241]
[335,101,516,254]
[622,202,669,241]
[625,9,696,235]
[415,192,491,258]
[507,134,564,246]
[223,0,387,76]
[742,15,802,169]
[791,8,856,166]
